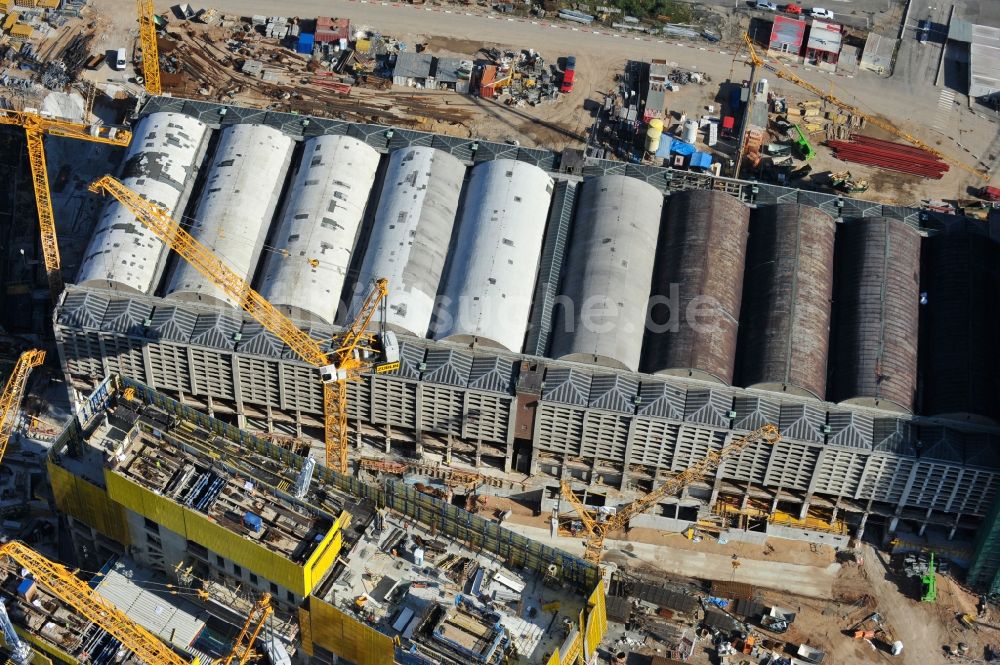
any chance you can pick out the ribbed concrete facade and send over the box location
[830,217,920,412]
[354,147,465,337]
[167,124,293,307]
[738,204,836,399]
[551,175,663,372]
[77,112,210,293]
[257,135,380,325]
[644,190,751,384]
[435,159,553,352]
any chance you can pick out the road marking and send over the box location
[933,88,955,131]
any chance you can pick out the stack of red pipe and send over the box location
[826,135,950,179]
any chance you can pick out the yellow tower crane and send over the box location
[740,34,989,181]
[0,110,132,298]
[0,349,45,466]
[560,424,780,564]
[137,0,162,95]
[88,175,399,473]
[216,593,273,665]
[0,540,195,665]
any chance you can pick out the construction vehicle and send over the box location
[217,593,273,665]
[921,552,937,602]
[0,111,131,298]
[792,124,816,160]
[88,176,399,473]
[830,170,869,193]
[137,0,162,95]
[740,33,989,181]
[560,424,781,564]
[0,540,193,665]
[849,612,903,655]
[0,349,45,467]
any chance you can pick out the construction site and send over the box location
[0,0,997,664]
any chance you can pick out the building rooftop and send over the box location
[93,557,214,663]
[970,23,1000,97]
[770,15,807,49]
[394,52,435,79]
[807,20,842,54]
[316,502,586,664]
[80,397,338,562]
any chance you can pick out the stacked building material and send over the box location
[826,135,949,178]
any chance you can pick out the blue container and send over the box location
[243,512,263,532]
[297,33,315,55]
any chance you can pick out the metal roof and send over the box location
[76,112,210,293]
[394,52,434,79]
[436,159,554,352]
[355,147,465,337]
[435,57,466,84]
[167,124,294,307]
[257,134,380,325]
[94,558,211,663]
[970,24,1000,97]
[807,20,842,54]
[860,33,897,71]
[770,15,806,48]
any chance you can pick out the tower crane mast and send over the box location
[216,593,274,665]
[561,424,780,564]
[137,0,162,95]
[0,110,131,298]
[0,541,192,665]
[739,34,988,181]
[0,349,45,466]
[88,176,398,472]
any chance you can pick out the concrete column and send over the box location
[949,514,961,541]
[918,508,933,537]
[856,511,869,540]
[740,481,751,511]
[230,353,244,415]
[770,487,782,514]
[830,498,840,524]
[889,515,899,533]
[186,346,198,397]
[445,433,453,465]
[619,418,638,492]
[385,423,392,454]
[708,431,733,508]
[798,497,811,521]
[141,345,156,388]
[414,384,424,455]
[475,437,482,468]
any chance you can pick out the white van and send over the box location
[114,48,127,71]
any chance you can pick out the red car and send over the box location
[784,3,802,14]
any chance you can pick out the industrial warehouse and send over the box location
[49,97,1000,600]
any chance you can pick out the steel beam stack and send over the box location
[826,136,950,178]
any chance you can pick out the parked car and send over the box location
[917,19,930,43]
[784,3,803,14]
[755,1,778,10]
[810,7,834,19]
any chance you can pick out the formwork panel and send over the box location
[48,460,131,546]
[303,596,394,665]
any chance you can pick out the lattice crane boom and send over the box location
[740,34,988,181]
[89,176,396,472]
[137,0,162,95]
[0,541,192,665]
[562,424,780,564]
[0,111,132,297]
[0,349,45,466]
[216,593,273,665]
